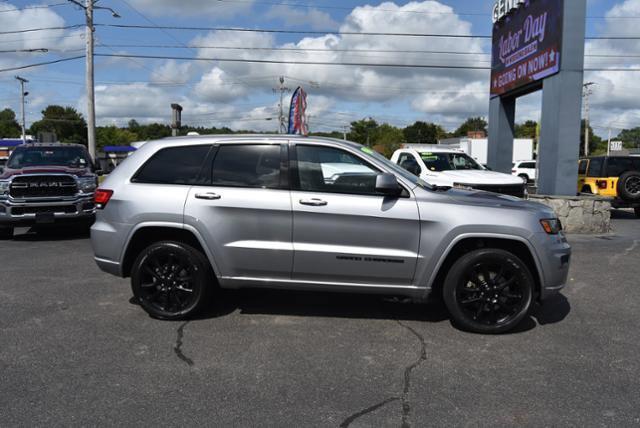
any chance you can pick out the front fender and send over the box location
[415,228,544,300]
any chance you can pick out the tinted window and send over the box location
[212,144,281,188]
[398,153,421,175]
[606,157,638,176]
[296,145,379,195]
[133,145,211,185]
[521,162,536,169]
[8,146,91,169]
[578,160,588,175]
[420,152,483,171]
[587,158,604,177]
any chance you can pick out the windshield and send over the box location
[357,146,433,189]
[7,146,91,169]
[419,152,483,172]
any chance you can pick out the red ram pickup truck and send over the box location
[0,143,101,238]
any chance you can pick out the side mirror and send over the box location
[400,160,421,176]
[375,173,403,197]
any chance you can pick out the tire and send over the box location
[518,174,529,184]
[442,248,534,334]
[131,241,213,320]
[617,171,640,201]
[0,226,13,240]
[581,185,593,194]
[635,207,640,218]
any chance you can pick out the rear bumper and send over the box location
[0,194,96,225]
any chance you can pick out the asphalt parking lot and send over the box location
[1,211,639,427]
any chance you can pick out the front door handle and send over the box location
[195,192,221,200]
[299,198,327,207]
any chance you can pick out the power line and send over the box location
[94,53,492,69]
[0,24,83,35]
[94,23,493,38]
[91,53,640,72]
[0,56,84,73]
[0,3,68,13]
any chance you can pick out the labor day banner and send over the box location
[490,0,564,98]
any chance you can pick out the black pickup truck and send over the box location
[0,143,101,238]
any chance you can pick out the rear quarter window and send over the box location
[587,158,604,177]
[606,157,637,177]
[132,145,212,185]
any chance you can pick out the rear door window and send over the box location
[606,158,634,176]
[211,144,282,189]
[133,145,212,185]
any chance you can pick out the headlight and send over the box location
[0,180,9,196]
[540,218,562,235]
[77,176,98,193]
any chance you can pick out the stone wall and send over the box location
[529,195,611,234]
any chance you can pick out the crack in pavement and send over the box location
[397,320,427,428]
[174,321,194,366]
[338,321,427,428]
[339,397,400,428]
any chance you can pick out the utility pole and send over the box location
[583,82,595,157]
[15,76,28,144]
[67,0,120,159]
[343,125,348,141]
[273,76,290,134]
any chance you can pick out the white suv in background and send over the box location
[512,160,537,184]
[391,148,527,198]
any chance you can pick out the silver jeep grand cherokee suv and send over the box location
[92,135,570,333]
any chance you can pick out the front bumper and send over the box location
[0,194,96,225]
[531,232,572,301]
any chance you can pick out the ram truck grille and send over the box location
[9,175,77,198]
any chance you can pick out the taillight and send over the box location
[511,170,516,173]
[596,180,608,190]
[94,189,113,209]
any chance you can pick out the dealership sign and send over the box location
[490,0,564,98]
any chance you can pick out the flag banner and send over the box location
[288,86,308,135]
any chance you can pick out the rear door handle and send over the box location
[299,198,327,207]
[195,192,221,200]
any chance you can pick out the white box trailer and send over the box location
[406,138,535,165]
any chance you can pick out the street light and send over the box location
[15,76,28,144]
[67,0,121,159]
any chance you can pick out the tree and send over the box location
[403,121,447,144]
[615,127,640,150]
[29,105,87,145]
[514,120,538,140]
[96,126,139,149]
[0,108,21,138]
[373,124,405,157]
[348,119,379,146]
[452,117,487,137]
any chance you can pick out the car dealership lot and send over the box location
[1,213,639,426]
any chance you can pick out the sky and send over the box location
[0,0,638,138]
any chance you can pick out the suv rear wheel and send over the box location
[131,241,213,320]
[442,248,534,334]
[618,171,640,201]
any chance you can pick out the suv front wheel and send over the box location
[131,241,213,320]
[443,248,534,334]
[0,226,13,240]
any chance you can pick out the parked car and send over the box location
[578,156,640,217]
[512,160,537,183]
[390,148,527,198]
[0,143,100,238]
[92,135,570,334]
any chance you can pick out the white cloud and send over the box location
[151,60,195,84]
[0,3,84,70]
[193,67,248,102]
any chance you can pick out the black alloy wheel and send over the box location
[131,241,212,320]
[443,249,534,334]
